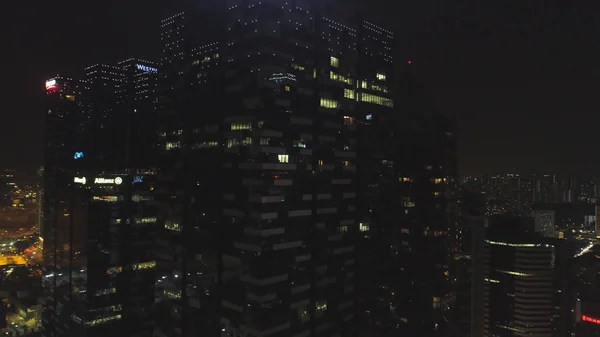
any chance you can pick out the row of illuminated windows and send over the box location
[231,122,252,131]
[344,88,355,100]
[164,289,182,299]
[191,53,220,65]
[85,314,122,327]
[359,93,393,107]
[165,220,182,232]
[338,222,368,233]
[227,137,253,148]
[106,260,156,274]
[330,71,353,85]
[320,98,338,109]
[135,217,157,224]
[360,81,388,93]
[166,142,181,150]
[132,260,156,271]
[92,196,120,203]
[191,141,219,149]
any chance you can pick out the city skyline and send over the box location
[2,1,600,337]
[4,0,600,175]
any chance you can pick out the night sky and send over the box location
[2,0,599,178]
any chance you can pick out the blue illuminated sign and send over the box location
[133,176,144,183]
[136,64,158,73]
[366,114,373,121]
[74,152,84,160]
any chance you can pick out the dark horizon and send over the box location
[3,0,600,176]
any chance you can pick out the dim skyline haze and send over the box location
[2,0,600,177]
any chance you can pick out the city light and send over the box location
[73,177,86,184]
[94,177,122,185]
[583,315,600,325]
[45,79,57,90]
[136,64,157,73]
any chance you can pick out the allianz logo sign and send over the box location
[73,177,123,185]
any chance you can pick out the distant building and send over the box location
[533,209,556,237]
[481,215,570,337]
[42,59,159,337]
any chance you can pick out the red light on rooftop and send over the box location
[408,60,412,64]
[583,315,600,325]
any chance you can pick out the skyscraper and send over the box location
[154,1,398,336]
[481,215,569,337]
[42,59,159,337]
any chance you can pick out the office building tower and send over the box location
[42,59,159,337]
[533,209,555,237]
[482,215,569,337]
[573,245,600,336]
[154,1,400,336]
[453,190,486,337]
[361,64,458,336]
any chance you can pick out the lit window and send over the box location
[298,306,309,318]
[227,139,239,148]
[320,98,339,109]
[358,93,393,107]
[293,140,306,148]
[85,314,122,327]
[376,72,386,81]
[106,266,122,275]
[92,196,119,203]
[338,225,348,233]
[165,142,181,150]
[433,178,443,184]
[343,116,355,125]
[132,261,156,271]
[330,56,339,68]
[318,160,324,166]
[285,86,291,92]
[165,220,181,232]
[292,63,305,71]
[242,137,252,146]
[191,141,218,149]
[230,122,252,131]
[359,222,370,232]
[330,71,353,85]
[65,95,75,101]
[316,300,327,312]
[278,154,289,163]
[344,89,355,99]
